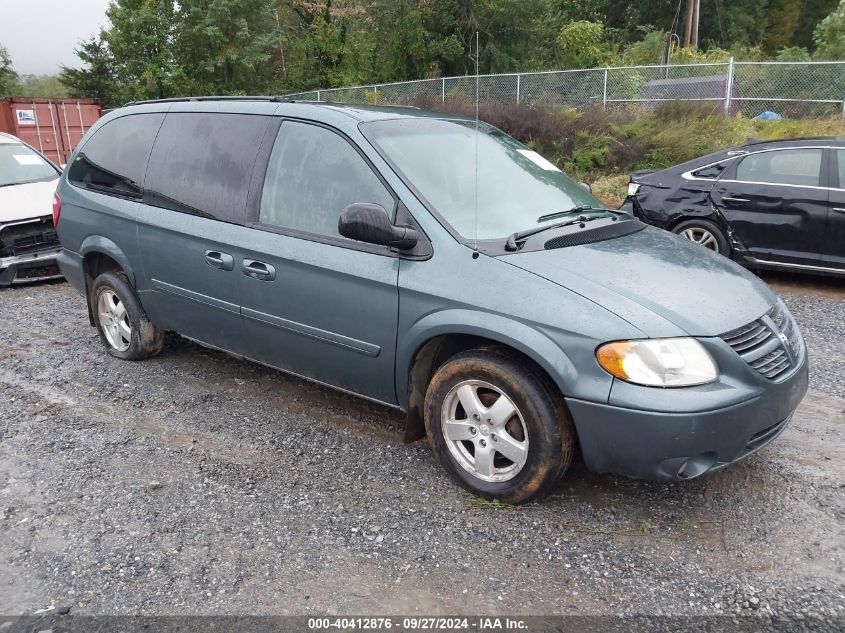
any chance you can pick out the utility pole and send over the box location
[683,0,700,49]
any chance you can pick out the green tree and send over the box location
[177,0,280,94]
[556,21,611,69]
[814,0,845,58]
[0,44,18,95]
[12,74,69,97]
[103,0,182,101]
[60,36,119,106]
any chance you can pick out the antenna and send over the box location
[473,30,480,259]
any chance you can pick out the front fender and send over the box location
[397,309,580,410]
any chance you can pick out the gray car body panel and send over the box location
[55,99,808,481]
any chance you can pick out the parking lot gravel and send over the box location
[0,273,843,624]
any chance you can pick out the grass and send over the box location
[409,97,845,195]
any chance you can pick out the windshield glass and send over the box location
[0,142,58,187]
[362,118,600,240]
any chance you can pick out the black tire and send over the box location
[672,218,730,256]
[90,271,164,361]
[424,348,576,504]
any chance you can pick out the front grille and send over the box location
[0,217,59,258]
[720,304,799,381]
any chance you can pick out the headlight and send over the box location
[596,338,718,387]
[627,182,640,196]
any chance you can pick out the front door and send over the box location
[711,147,828,266]
[238,120,401,405]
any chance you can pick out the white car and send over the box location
[0,132,63,285]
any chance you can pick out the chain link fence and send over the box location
[286,60,845,119]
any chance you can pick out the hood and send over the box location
[0,178,59,224]
[501,226,776,338]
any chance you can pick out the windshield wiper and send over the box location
[505,215,605,251]
[536,205,605,223]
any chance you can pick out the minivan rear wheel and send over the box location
[672,219,729,255]
[91,271,164,361]
[424,349,575,504]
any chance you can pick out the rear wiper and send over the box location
[505,215,605,251]
[536,205,605,223]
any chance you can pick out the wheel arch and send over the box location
[80,237,135,326]
[398,311,578,443]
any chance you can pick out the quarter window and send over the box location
[735,149,823,187]
[259,122,394,240]
[68,113,164,198]
[692,163,728,179]
[144,113,270,224]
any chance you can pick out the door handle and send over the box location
[204,250,234,271]
[242,260,276,281]
[721,196,750,203]
[833,207,845,214]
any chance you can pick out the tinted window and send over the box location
[68,114,164,198]
[692,163,728,179]
[145,113,269,223]
[838,150,845,188]
[259,122,394,240]
[736,149,823,187]
[0,142,58,187]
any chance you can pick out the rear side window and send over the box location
[258,121,394,240]
[68,114,164,198]
[144,113,269,224]
[735,149,823,187]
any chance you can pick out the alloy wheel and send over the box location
[441,380,529,483]
[97,290,131,352]
[679,227,720,252]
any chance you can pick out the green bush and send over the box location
[410,97,845,182]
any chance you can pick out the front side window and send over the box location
[68,114,164,198]
[0,142,58,187]
[259,121,394,240]
[361,118,599,241]
[735,149,823,188]
[145,112,270,223]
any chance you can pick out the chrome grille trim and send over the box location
[720,303,799,381]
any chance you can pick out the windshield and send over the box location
[0,142,58,187]
[362,118,601,240]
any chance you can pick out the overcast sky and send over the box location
[0,0,111,75]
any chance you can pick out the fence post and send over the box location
[842,97,845,121]
[442,78,446,103]
[724,57,735,116]
[602,69,608,110]
[516,74,521,104]
[316,90,321,102]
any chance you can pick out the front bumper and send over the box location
[566,349,809,480]
[0,247,63,286]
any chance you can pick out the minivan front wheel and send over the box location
[91,271,164,361]
[424,349,575,504]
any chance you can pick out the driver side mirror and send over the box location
[338,203,419,250]
[579,181,592,194]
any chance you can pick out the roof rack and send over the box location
[123,95,297,107]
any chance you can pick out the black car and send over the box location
[620,137,845,277]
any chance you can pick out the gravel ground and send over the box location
[0,274,843,623]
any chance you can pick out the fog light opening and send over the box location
[676,453,718,480]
